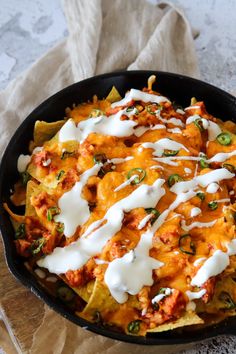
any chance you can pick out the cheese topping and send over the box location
[111,88,170,107]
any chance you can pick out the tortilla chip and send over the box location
[72,280,95,303]
[106,86,122,103]
[147,312,203,333]
[27,163,59,189]
[25,180,38,216]
[79,279,119,321]
[33,120,65,146]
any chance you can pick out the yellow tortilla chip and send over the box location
[25,180,38,216]
[33,120,65,146]
[79,279,119,321]
[72,280,95,303]
[27,163,59,189]
[106,86,122,103]
[147,312,203,333]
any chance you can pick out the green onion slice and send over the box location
[145,208,160,224]
[21,171,30,186]
[31,238,45,255]
[163,150,179,157]
[146,105,157,115]
[15,223,25,239]
[93,153,107,164]
[208,201,218,210]
[219,291,236,310]
[167,174,183,187]
[61,150,75,160]
[57,286,75,302]
[47,206,60,221]
[222,163,235,173]
[179,234,196,255]
[200,159,209,169]
[56,170,65,180]
[196,192,205,201]
[216,132,232,145]
[127,168,146,185]
[127,320,142,334]
[194,118,205,131]
[56,222,64,234]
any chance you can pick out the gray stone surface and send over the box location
[0,0,236,353]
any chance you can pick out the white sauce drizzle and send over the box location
[176,108,185,115]
[17,154,31,173]
[111,88,170,108]
[104,240,164,303]
[108,156,134,164]
[186,115,222,141]
[170,168,234,194]
[137,214,153,230]
[134,124,166,137]
[42,158,51,167]
[186,289,206,301]
[186,301,196,311]
[184,167,192,174]
[226,239,236,256]
[32,146,43,154]
[191,250,230,287]
[181,219,217,232]
[38,178,166,275]
[185,105,201,110]
[114,175,138,192]
[150,165,164,170]
[193,257,206,267]
[229,190,235,195]
[151,288,173,305]
[54,164,102,237]
[167,128,182,134]
[190,207,201,218]
[158,116,184,127]
[206,182,219,194]
[213,198,230,204]
[207,150,236,163]
[59,108,138,143]
[142,138,189,157]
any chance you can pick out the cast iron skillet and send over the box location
[0,71,236,345]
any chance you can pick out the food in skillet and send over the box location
[5,76,236,336]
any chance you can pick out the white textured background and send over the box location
[0,0,236,353]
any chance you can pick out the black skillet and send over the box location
[0,71,236,345]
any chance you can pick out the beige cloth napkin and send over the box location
[0,0,199,352]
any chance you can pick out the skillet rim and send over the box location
[0,70,236,345]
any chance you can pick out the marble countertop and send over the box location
[0,1,236,353]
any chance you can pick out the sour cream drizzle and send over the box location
[170,168,234,194]
[38,178,166,275]
[54,164,102,237]
[114,175,138,192]
[186,115,222,141]
[59,108,138,143]
[181,219,217,232]
[111,88,170,108]
[17,154,31,173]
[186,289,206,301]
[191,250,230,287]
[142,138,189,157]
